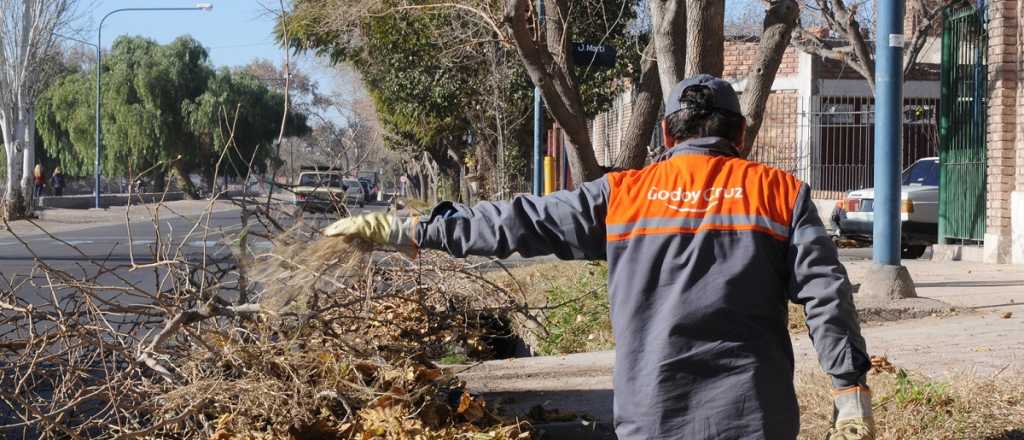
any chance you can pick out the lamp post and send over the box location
[531,0,545,196]
[93,3,213,209]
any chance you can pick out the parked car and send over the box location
[342,178,367,207]
[357,178,373,203]
[830,157,939,259]
[293,171,365,211]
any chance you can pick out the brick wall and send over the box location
[748,91,800,173]
[722,39,799,79]
[987,0,1018,238]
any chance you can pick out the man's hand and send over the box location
[322,213,417,248]
[827,385,875,440]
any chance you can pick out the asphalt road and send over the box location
[1,203,388,302]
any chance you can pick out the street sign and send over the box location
[572,42,617,68]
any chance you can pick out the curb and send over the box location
[532,420,617,440]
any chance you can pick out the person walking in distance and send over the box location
[50,167,66,196]
[33,164,46,197]
[323,75,873,440]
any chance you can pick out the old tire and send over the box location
[901,244,927,259]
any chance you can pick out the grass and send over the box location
[796,367,1024,439]
[438,345,471,365]
[534,262,613,355]
[494,260,810,356]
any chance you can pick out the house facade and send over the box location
[590,37,942,215]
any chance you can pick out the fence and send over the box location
[498,92,941,201]
[750,95,941,200]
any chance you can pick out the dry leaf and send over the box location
[457,392,486,423]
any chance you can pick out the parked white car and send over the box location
[292,172,366,212]
[830,157,939,259]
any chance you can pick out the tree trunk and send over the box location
[172,160,201,199]
[614,41,663,170]
[2,111,27,219]
[740,0,800,155]
[505,0,603,183]
[19,107,36,214]
[651,0,688,101]
[685,0,725,77]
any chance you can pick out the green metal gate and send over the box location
[939,3,987,243]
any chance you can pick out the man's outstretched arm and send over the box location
[415,177,609,260]
[324,177,609,261]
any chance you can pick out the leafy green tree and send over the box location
[36,35,309,197]
[183,68,310,188]
[280,0,642,181]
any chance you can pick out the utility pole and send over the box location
[873,0,904,265]
[864,0,917,300]
[531,0,545,196]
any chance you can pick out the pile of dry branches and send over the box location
[0,206,535,439]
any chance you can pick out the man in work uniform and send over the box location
[324,75,873,440]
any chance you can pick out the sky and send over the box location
[70,0,349,123]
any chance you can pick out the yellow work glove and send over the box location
[827,385,875,440]
[322,213,418,248]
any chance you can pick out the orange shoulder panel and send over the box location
[606,155,803,241]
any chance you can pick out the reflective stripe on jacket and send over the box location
[415,137,869,440]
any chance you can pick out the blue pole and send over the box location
[533,90,544,196]
[532,0,545,196]
[873,0,905,265]
[95,26,102,209]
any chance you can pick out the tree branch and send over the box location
[504,0,601,182]
[903,0,954,77]
[740,0,799,153]
[614,40,661,169]
[650,0,686,101]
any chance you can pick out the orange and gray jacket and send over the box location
[414,137,869,440]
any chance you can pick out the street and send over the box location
[0,202,388,304]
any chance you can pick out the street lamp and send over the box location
[93,3,213,209]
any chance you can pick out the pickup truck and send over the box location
[830,157,939,259]
[292,171,365,212]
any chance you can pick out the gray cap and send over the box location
[665,74,742,116]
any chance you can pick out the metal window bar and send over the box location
[749,95,940,200]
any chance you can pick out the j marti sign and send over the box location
[572,42,617,68]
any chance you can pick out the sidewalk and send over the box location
[845,258,1024,309]
[459,259,1024,424]
[2,199,240,237]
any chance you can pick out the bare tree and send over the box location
[505,0,604,181]
[685,0,726,77]
[0,0,76,219]
[618,0,800,164]
[740,0,800,153]
[793,0,952,91]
